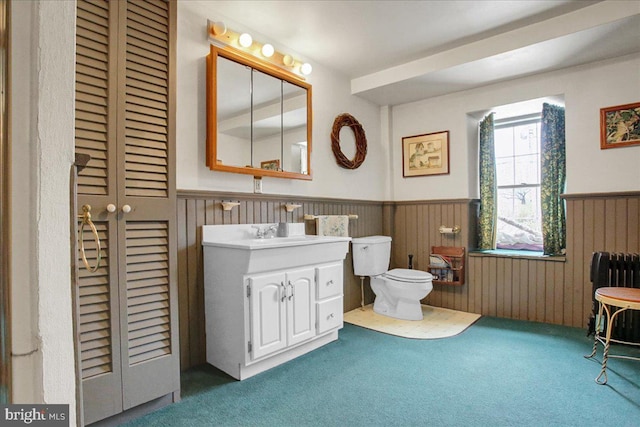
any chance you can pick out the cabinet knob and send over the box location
[327,280,333,286]
[328,313,334,319]
[121,204,132,213]
[106,203,117,213]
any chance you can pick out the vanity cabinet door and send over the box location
[286,268,316,346]
[249,273,287,360]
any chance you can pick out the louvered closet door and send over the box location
[75,0,178,423]
[116,0,179,411]
[75,1,123,424]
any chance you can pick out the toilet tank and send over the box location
[352,236,391,276]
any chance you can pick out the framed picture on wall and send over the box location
[600,102,640,149]
[402,131,450,177]
[260,159,280,171]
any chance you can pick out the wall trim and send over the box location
[561,191,640,200]
[177,189,384,205]
[387,198,479,206]
[180,189,640,204]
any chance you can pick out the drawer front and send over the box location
[317,297,343,334]
[316,263,342,300]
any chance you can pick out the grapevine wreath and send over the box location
[330,113,367,169]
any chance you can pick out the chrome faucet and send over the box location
[252,224,278,239]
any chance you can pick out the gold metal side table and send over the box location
[585,287,640,384]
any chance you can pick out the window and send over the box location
[494,114,543,252]
[477,98,566,255]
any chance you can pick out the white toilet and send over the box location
[352,236,433,321]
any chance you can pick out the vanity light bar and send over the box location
[207,19,312,79]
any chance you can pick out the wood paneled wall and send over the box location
[386,199,479,313]
[467,254,566,324]
[389,192,640,329]
[177,190,639,370]
[562,192,640,327]
[177,190,383,370]
[386,199,478,271]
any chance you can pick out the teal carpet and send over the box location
[124,317,640,426]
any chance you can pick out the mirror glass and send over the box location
[207,46,312,180]
[252,68,282,171]
[216,58,251,167]
[282,81,308,174]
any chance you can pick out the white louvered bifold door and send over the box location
[75,0,178,423]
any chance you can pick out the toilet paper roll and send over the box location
[439,226,454,234]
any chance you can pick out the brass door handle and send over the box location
[79,204,101,273]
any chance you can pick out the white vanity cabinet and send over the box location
[202,224,350,380]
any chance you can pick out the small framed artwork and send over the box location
[260,159,280,170]
[600,102,640,149]
[402,130,450,177]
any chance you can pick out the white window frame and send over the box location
[494,113,543,252]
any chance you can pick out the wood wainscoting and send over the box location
[177,191,639,369]
[177,190,383,370]
[388,192,640,330]
[385,199,479,312]
[562,192,639,327]
[467,192,640,328]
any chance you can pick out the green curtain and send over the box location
[478,113,497,250]
[540,103,566,255]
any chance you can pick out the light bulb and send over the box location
[282,55,294,67]
[238,33,253,48]
[211,21,227,36]
[261,44,274,58]
[300,63,313,75]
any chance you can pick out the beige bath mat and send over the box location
[344,304,481,339]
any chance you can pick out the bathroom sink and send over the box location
[202,224,351,273]
[226,235,344,249]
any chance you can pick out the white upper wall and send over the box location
[390,54,640,201]
[176,1,388,200]
[178,2,639,203]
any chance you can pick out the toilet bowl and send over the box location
[370,268,433,321]
[352,236,434,321]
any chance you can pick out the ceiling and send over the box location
[202,0,640,106]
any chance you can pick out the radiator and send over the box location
[588,252,640,343]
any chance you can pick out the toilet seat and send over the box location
[383,268,432,283]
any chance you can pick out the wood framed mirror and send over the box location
[206,45,312,180]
